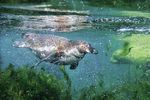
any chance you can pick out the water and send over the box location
[0,0,150,98]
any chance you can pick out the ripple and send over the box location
[0,14,91,32]
[117,27,150,32]
[0,4,89,15]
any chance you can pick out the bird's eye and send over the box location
[81,45,84,48]
[80,45,85,49]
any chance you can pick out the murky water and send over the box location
[0,0,150,94]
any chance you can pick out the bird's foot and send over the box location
[70,63,78,70]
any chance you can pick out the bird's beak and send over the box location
[85,49,91,53]
[88,47,98,54]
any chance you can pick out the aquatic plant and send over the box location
[114,81,150,100]
[86,0,150,10]
[111,34,150,65]
[79,79,116,100]
[1,63,150,99]
[0,64,71,100]
[78,68,150,100]
[114,68,150,100]
[0,0,149,10]
[59,65,72,100]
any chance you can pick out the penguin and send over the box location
[13,32,98,69]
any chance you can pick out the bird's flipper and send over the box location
[70,62,78,70]
[34,60,43,67]
[34,51,57,67]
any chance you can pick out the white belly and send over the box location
[59,55,79,64]
[58,48,84,64]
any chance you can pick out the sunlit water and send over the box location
[0,1,150,94]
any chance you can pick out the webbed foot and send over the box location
[70,63,78,70]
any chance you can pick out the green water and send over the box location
[0,0,150,99]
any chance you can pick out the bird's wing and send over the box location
[22,33,70,50]
[13,33,69,54]
[34,48,66,66]
[34,50,57,66]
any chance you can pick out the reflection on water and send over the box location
[0,14,90,32]
[0,2,150,98]
[0,4,89,15]
[1,13,149,32]
[0,4,149,32]
[20,15,90,32]
[118,27,150,32]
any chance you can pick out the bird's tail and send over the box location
[13,40,28,48]
[13,32,35,48]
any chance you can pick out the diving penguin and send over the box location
[13,32,98,69]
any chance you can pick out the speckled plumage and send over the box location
[14,33,98,69]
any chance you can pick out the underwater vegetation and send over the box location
[86,0,150,10]
[0,0,149,10]
[1,64,150,100]
[111,34,150,65]
[0,64,71,100]
[78,67,150,100]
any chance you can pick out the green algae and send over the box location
[59,65,72,100]
[86,0,150,11]
[1,64,150,99]
[0,64,71,100]
[120,11,150,18]
[111,34,150,65]
[78,67,150,100]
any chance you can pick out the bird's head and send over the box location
[77,40,98,54]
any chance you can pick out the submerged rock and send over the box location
[111,34,150,65]
[13,33,98,69]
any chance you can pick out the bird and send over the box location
[13,32,98,69]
